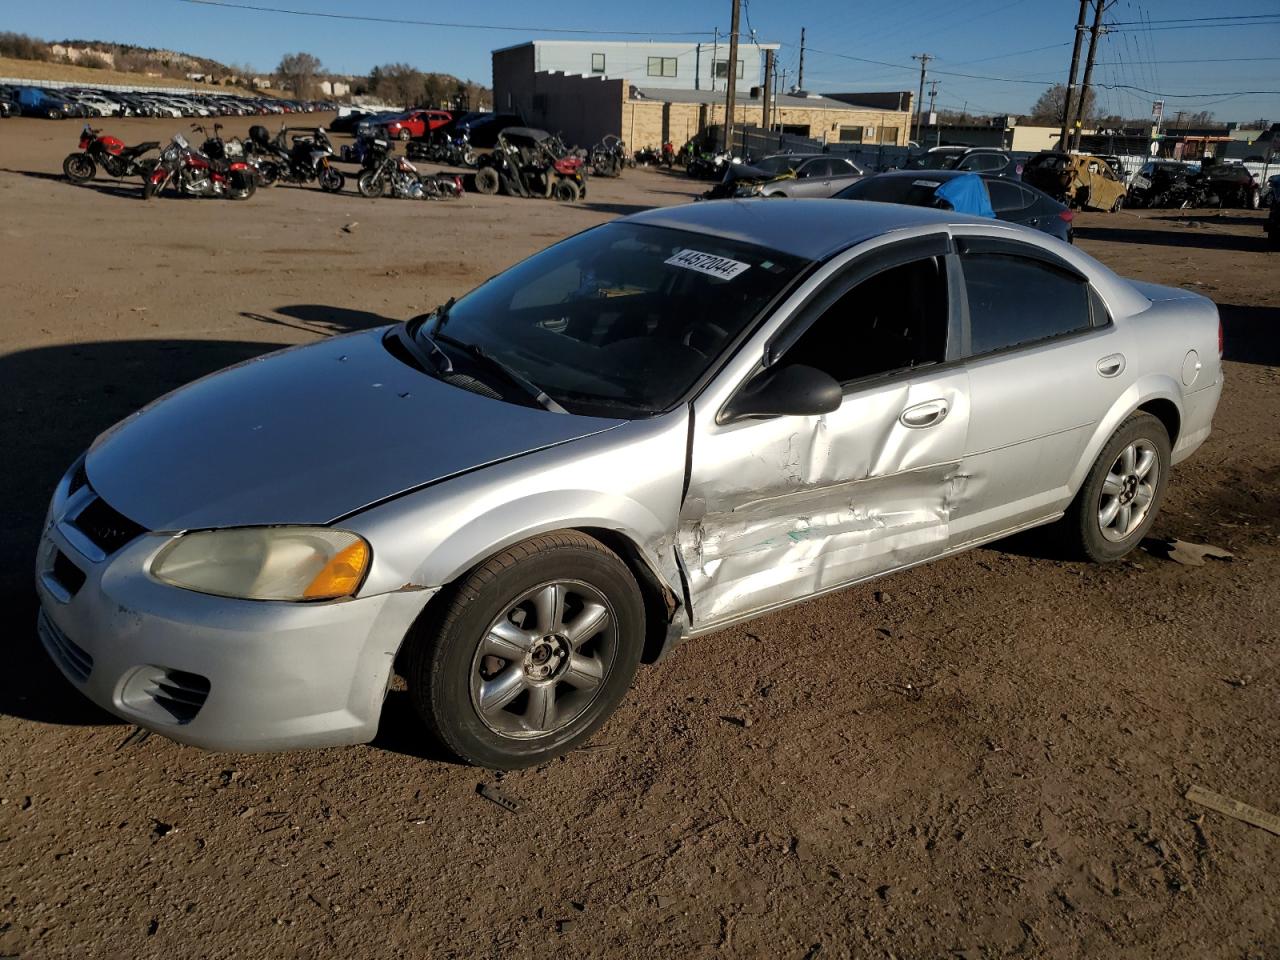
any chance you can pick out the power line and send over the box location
[176,0,717,36]
[1106,13,1280,25]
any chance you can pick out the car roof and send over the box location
[625,198,987,261]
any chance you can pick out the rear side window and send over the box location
[961,253,1093,356]
[959,153,1006,173]
[986,179,1033,213]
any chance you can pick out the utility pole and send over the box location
[1059,0,1089,151]
[762,47,774,133]
[798,27,806,90]
[927,80,940,146]
[1071,0,1106,152]
[911,53,932,146]
[711,28,719,92]
[723,0,741,152]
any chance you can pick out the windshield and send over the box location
[411,222,807,417]
[756,155,805,176]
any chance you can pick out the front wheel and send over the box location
[63,153,96,183]
[255,160,280,186]
[1062,412,1171,562]
[1110,195,1124,213]
[357,170,384,198]
[407,531,645,769]
[318,167,344,192]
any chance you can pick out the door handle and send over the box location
[1097,353,1126,377]
[900,398,949,429]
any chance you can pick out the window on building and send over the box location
[712,59,745,80]
[647,56,677,78]
[838,126,863,143]
[591,53,606,73]
[880,127,900,145]
[960,254,1093,356]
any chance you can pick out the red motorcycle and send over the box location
[63,125,160,183]
[143,133,256,201]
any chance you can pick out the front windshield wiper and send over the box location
[433,331,567,414]
[397,320,452,375]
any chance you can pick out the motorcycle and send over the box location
[686,149,735,179]
[143,133,256,201]
[590,134,627,177]
[357,140,463,200]
[633,146,662,167]
[245,124,344,192]
[63,124,160,183]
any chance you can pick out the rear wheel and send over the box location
[255,160,280,186]
[1062,412,1170,562]
[474,166,501,195]
[407,531,645,769]
[552,179,580,203]
[319,167,344,193]
[1110,195,1124,213]
[227,171,256,201]
[63,154,96,184]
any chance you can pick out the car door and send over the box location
[946,229,1132,546]
[986,178,1040,230]
[676,234,971,629]
[786,158,833,197]
[826,158,863,193]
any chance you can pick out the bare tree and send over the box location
[277,52,322,98]
[1028,83,1096,127]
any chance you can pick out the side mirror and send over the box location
[720,364,843,423]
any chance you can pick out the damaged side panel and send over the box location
[680,370,971,628]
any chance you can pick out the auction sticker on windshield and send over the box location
[665,249,752,280]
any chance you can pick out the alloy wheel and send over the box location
[468,580,617,739]
[1098,440,1159,542]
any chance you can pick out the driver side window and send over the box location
[781,257,950,385]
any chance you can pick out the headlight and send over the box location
[151,527,370,601]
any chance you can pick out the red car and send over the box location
[384,110,454,141]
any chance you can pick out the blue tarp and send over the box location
[934,173,995,218]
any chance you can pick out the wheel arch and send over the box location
[1068,377,1183,496]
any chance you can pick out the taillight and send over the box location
[1059,208,1074,222]
[1218,317,1224,358]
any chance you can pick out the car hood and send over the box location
[85,327,625,531]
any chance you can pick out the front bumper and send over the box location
[35,474,434,752]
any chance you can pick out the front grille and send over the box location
[71,491,146,556]
[37,609,93,683]
[51,550,87,597]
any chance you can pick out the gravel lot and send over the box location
[1,114,1277,960]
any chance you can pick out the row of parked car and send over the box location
[332,106,526,152]
[0,83,335,120]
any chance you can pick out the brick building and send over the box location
[494,40,913,151]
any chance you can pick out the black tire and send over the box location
[319,167,344,193]
[1110,195,1124,213]
[357,171,384,198]
[407,531,645,769]
[552,179,580,203]
[63,153,96,183]
[48,109,63,121]
[1062,412,1171,563]
[227,171,256,201]
[256,160,280,186]
[1247,188,1261,210]
[142,176,162,200]
[474,166,500,195]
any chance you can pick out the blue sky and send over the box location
[8,0,1279,120]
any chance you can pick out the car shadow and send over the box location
[1220,303,1280,366]
[1073,224,1266,252]
[1145,213,1266,228]
[240,304,399,337]
[0,167,143,200]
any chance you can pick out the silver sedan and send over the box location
[36,200,1223,769]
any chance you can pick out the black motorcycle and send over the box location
[590,135,627,177]
[246,124,344,192]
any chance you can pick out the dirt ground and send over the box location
[1,114,1276,960]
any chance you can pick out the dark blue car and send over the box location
[834,169,1074,243]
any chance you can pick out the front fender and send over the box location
[346,412,690,602]
[1067,373,1182,495]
